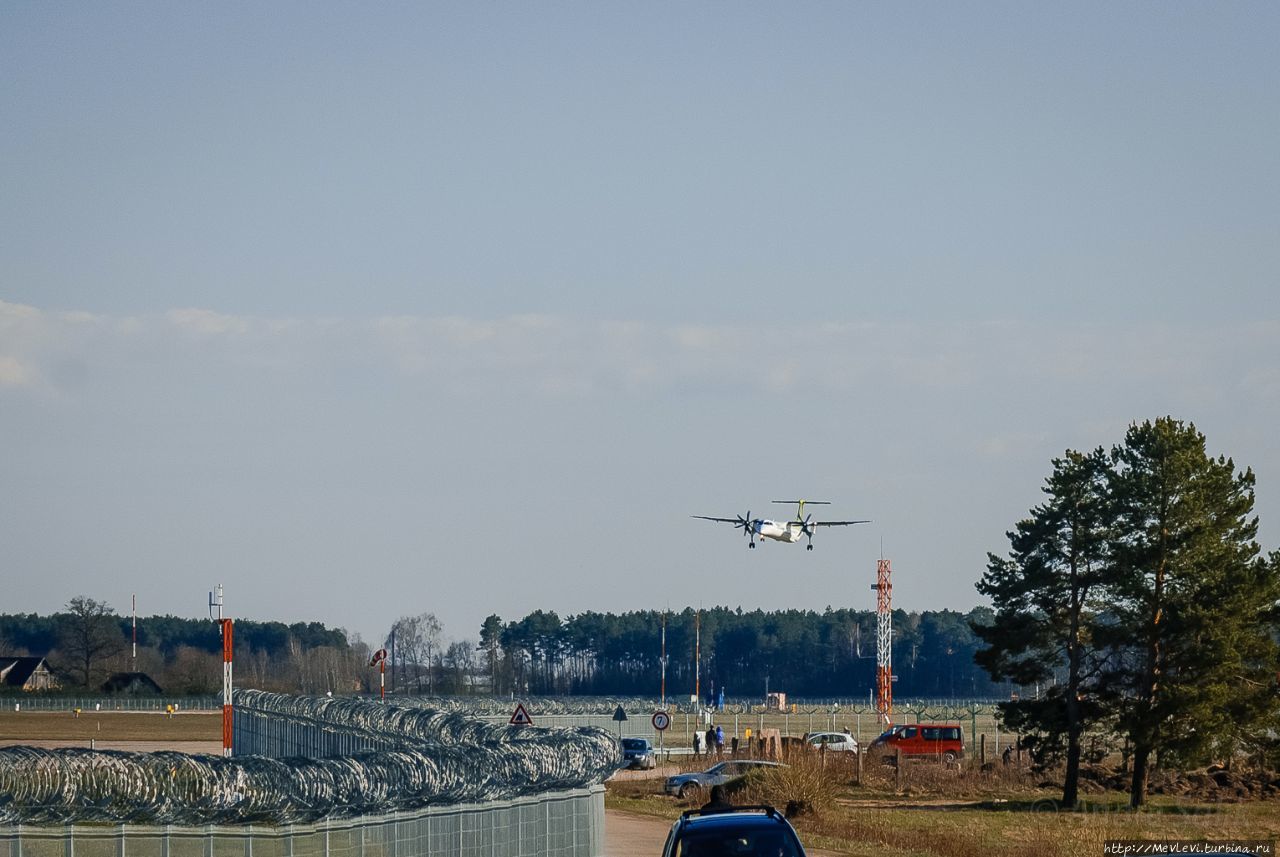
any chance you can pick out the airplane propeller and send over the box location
[800,513,816,549]
[735,511,757,548]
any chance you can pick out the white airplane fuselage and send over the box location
[751,520,804,543]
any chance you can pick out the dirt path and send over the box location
[605,810,670,856]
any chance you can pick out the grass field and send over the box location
[606,756,1280,857]
[0,710,220,745]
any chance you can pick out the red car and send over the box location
[870,723,964,763]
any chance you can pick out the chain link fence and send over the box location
[1,697,220,712]
[1,693,615,856]
[0,786,603,857]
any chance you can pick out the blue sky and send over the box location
[2,3,1276,652]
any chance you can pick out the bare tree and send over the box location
[60,596,124,688]
[421,614,442,693]
[387,613,442,693]
[164,645,221,694]
[444,639,476,694]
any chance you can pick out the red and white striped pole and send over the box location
[211,584,233,757]
[370,648,388,703]
[221,616,234,756]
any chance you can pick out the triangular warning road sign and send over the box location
[509,703,534,727]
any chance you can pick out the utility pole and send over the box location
[660,609,667,708]
[694,609,701,704]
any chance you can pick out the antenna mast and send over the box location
[131,593,137,671]
[874,559,893,726]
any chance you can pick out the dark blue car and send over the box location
[662,805,806,856]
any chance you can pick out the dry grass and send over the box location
[605,756,1280,857]
[793,798,1280,857]
[731,757,842,816]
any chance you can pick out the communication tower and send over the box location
[874,559,893,725]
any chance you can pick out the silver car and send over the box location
[621,737,656,770]
[803,731,859,753]
[663,760,785,799]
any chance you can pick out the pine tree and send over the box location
[975,448,1112,808]
[1103,418,1277,808]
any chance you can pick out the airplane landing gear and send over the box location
[806,544,814,551]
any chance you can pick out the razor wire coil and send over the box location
[0,690,619,826]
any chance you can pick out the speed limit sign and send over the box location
[652,710,671,731]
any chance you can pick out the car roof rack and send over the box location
[680,804,784,821]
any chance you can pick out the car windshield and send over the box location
[622,739,646,750]
[706,762,729,775]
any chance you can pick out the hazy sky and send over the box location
[2,3,1277,651]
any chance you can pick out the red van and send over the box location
[870,723,964,763]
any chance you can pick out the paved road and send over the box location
[605,811,670,856]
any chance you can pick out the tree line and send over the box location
[0,600,360,694]
[465,605,1008,700]
[976,417,1280,809]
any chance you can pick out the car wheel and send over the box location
[943,751,957,765]
[678,783,698,800]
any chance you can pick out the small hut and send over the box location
[0,656,59,691]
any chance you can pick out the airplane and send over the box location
[692,500,870,550]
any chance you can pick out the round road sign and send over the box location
[652,711,671,731]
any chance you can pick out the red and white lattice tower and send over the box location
[874,559,893,726]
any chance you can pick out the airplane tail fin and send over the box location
[771,499,830,520]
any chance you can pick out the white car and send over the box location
[803,731,859,753]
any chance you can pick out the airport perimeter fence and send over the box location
[453,698,1013,762]
[1,692,617,857]
[1,696,220,712]
[0,786,605,857]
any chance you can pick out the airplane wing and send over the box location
[691,515,742,524]
[814,519,871,527]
